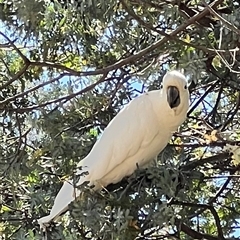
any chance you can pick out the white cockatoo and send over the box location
[38,70,189,229]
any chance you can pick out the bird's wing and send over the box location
[82,92,161,180]
[38,92,162,228]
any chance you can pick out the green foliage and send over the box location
[0,0,240,239]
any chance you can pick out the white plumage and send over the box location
[38,70,189,229]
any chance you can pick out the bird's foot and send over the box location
[128,219,140,230]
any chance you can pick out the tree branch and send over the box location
[0,73,70,105]
[3,72,108,112]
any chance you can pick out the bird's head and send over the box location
[161,70,189,115]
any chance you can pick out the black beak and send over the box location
[167,86,180,109]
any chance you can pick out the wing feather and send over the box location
[82,92,161,181]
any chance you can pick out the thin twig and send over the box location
[202,0,240,35]
[4,72,108,112]
[187,80,219,116]
[0,73,69,104]
[220,92,240,131]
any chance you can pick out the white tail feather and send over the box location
[38,181,77,229]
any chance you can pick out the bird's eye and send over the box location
[184,85,187,89]
[160,84,163,89]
